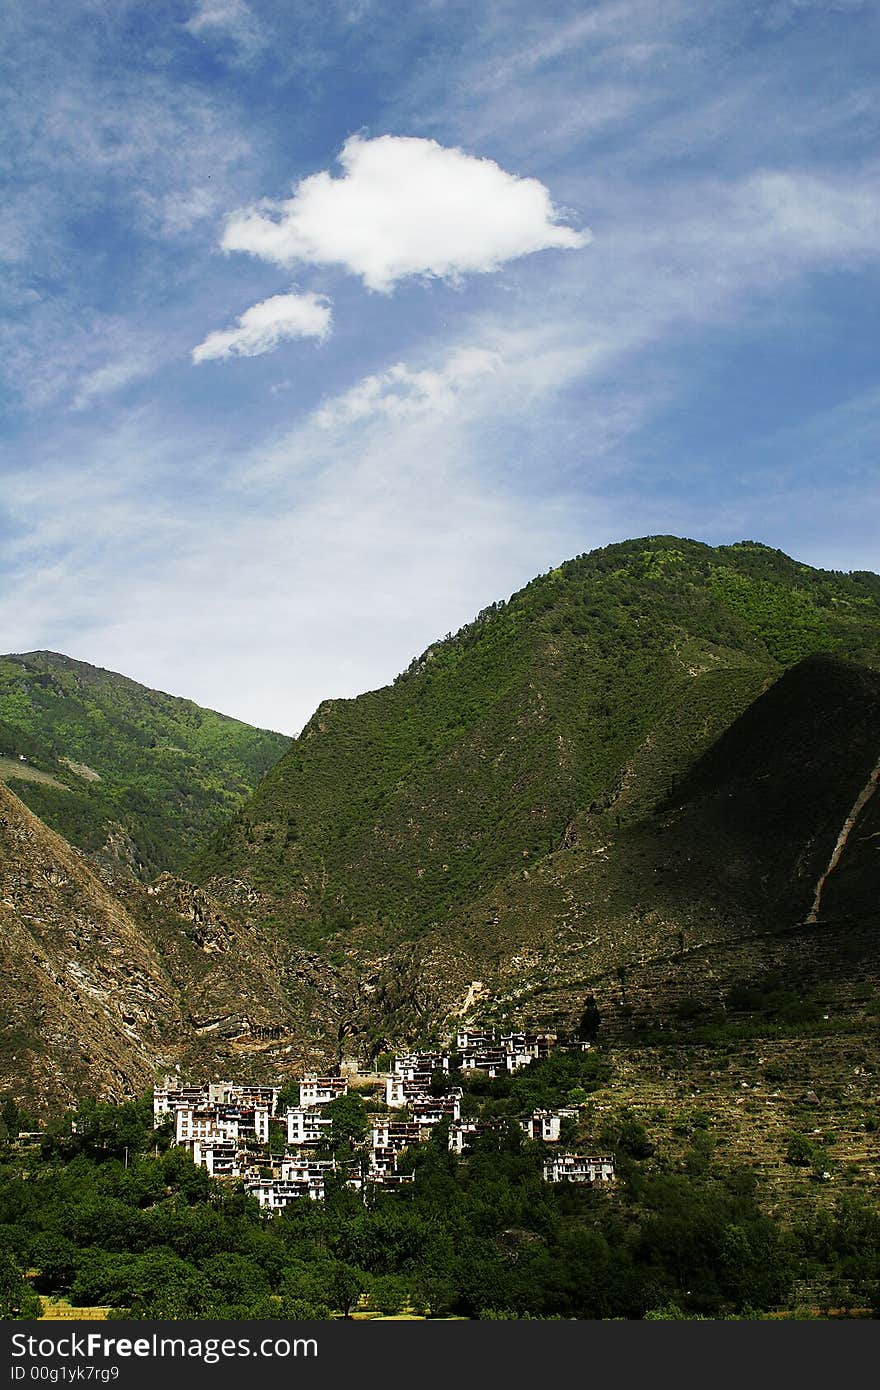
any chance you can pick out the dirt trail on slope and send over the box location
[807,751,880,922]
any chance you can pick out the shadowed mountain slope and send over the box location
[383,655,880,1045]
[198,537,880,942]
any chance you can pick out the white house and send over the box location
[246,1175,321,1209]
[299,1075,349,1106]
[286,1107,334,1147]
[280,1155,337,1184]
[206,1082,280,1112]
[455,1029,497,1051]
[520,1107,579,1143]
[385,1073,433,1108]
[370,1120,422,1151]
[393,1052,449,1077]
[367,1146,400,1175]
[154,1079,279,1122]
[175,1106,239,1147]
[501,1033,540,1072]
[447,1120,481,1154]
[247,1156,338,1209]
[191,1138,245,1178]
[542,1154,615,1184]
[364,1169,415,1188]
[411,1094,461,1126]
[460,1047,507,1076]
[243,1104,271,1144]
[153,1081,206,1121]
[174,1101,269,1151]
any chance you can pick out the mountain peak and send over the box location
[197,538,880,942]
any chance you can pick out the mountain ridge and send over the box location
[0,649,291,877]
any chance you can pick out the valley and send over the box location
[1,536,879,1316]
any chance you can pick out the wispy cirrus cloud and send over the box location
[221,134,589,292]
[70,355,156,411]
[184,0,266,60]
[0,0,259,409]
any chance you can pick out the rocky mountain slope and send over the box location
[0,651,290,876]
[0,780,349,1113]
[0,780,180,1111]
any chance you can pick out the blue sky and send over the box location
[2,0,879,732]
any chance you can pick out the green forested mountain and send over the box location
[2,537,879,1263]
[197,536,880,937]
[0,651,290,875]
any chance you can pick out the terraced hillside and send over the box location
[0,652,290,876]
[330,656,880,1047]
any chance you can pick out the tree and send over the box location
[276,1078,300,1111]
[299,1259,371,1319]
[44,1097,154,1162]
[370,1273,410,1315]
[785,1133,818,1167]
[325,1094,368,1153]
[0,1251,41,1319]
[578,997,601,1041]
[31,1234,81,1294]
[199,1253,270,1314]
[1,1095,24,1142]
[599,1109,654,1160]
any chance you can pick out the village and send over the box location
[152,1029,615,1211]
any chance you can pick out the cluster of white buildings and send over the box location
[153,1037,614,1212]
[272,1057,457,1206]
[455,1029,558,1077]
[153,1078,279,1179]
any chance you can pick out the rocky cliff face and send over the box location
[0,782,181,1112]
[0,782,354,1112]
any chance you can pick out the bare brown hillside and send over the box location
[0,782,181,1111]
[0,782,350,1112]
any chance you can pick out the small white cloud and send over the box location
[315,347,501,427]
[221,134,589,292]
[192,291,332,363]
[185,0,264,57]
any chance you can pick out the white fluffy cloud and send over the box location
[220,134,589,291]
[192,291,331,363]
